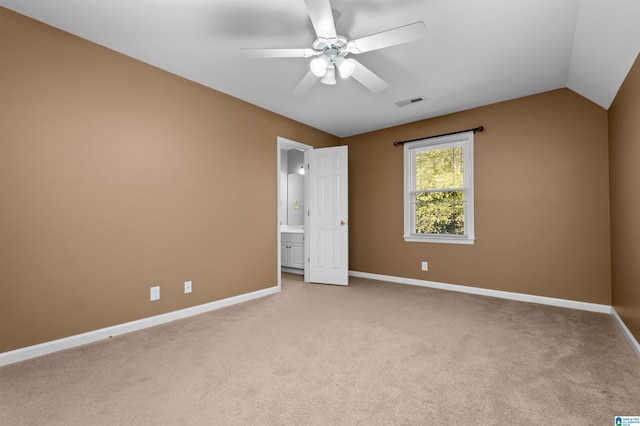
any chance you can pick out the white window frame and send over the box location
[403,131,474,244]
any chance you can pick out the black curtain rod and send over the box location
[393,126,484,146]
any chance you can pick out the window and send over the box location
[403,131,474,244]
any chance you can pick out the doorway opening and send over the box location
[277,137,312,288]
[277,138,350,288]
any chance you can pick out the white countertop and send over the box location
[280,225,304,233]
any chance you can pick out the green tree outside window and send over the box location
[413,145,465,235]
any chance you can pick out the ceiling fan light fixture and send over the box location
[310,56,329,77]
[336,58,355,78]
[321,66,337,85]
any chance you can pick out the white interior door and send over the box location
[308,146,349,285]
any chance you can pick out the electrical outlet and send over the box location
[184,281,192,294]
[150,286,160,301]
[421,261,428,271]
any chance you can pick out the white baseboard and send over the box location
[611,308,640,355]
[4,273,638,366]
[0,285,280,367]
[349,271,611,313]
[349,271,640,355]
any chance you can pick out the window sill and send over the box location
[403,235,475,245]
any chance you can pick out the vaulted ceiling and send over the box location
[2,0,639,137]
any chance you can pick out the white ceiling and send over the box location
[2,0,639,137]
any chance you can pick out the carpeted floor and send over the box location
[1,273,639,425]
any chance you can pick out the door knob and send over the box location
[340,220,348,225]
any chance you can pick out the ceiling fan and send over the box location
[241,0,427,94]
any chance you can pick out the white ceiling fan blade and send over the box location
[347,21,427,54]
[304,0,337,40]
[241,48,316,58]
[293,69,320,95]
[350,60,389,93]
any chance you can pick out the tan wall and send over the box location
[343,89,611,304]
[609,53,640,342]
[0,8,338,352]
[1,6,628,354]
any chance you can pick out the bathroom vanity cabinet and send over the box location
[281,232,304,269]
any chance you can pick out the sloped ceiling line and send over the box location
[1,0,639,137]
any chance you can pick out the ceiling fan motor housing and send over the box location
[312,36,349,60]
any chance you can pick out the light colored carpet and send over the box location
[1,274,639,425]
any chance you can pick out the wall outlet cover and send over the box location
[150,286,160,301]
[184,281,192,294]
[421,261,428,271]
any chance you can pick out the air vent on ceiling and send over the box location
[395,96,425,108]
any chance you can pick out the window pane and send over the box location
[415,145,463,190]
[414,191,464,235]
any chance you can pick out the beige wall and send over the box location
[343,89,611,304]
[609,53,640,341]
[0,8,338,352]
[2,6,635,354]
